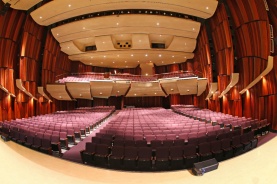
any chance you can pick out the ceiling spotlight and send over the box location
[171,89,174,91]
[131,54,133,57]
[39,16,42,19]
[90,63,92,65]
[159,54,162,57]
[57,33,59,36]
[172,56,175,58]
[193,28,195,31]
[206,7,209,10]
[145,54,148,57]
[154,93,157,95]
[83,27,85,29]
[99,92,103,95]
[138,61,140,63]
[68,4,71,7]
[104,56,106,58]
[116,22,119,25]
[139,40,141,42]
[134,94,137,96]
[156,22,160,26]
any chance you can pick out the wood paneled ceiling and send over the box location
[27,0,218,69]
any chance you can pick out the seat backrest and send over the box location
[111,146,124,157]
[221,138,231,149]
[124,146,137,158]
[183,144,196,156]
[138,147,152,159]
[156,147,169,158]
[170,146,184,157]
[96,144,110,155]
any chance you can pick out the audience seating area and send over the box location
[80,107,259,171]
[171,105,270,135]
[57,71,197,83]
[1,106,115,155]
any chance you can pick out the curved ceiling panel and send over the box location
[68,50,194,68]
[31,0,218,26]
[51,15,201,43]
[55,14,198,68]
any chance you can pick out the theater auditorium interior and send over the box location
[0,0,277,183]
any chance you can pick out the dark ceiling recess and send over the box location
[151,43,165,49]
[85,45,97,51]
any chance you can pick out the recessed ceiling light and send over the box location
[101,62,103,64]
[150,61,152,63]
[172,56,175,58]
[83,27,85,29]
[117,91,120,93]
[79,94,82,97]
[159,54,162,57]
[113,61,115,63]
[90,56,93,58]
[39,16,42,19]
[171,89,174,91]
[159,35,162,37]
[102,42,105,44]
[184,56,187,58]
[57,33,59,36]
[146,73,148,76]
[100,92,103,95]
[68,4,71,7]
[67,47,70,49]
[90,63,92,65]
[145,54,148,57]
[134,94,137,96]
[193,28,195,30]
[162,61,164,63]
[59,96,62,99]
[116,22,119,25]
[117,55,119,57]
[131,54,133,57]
[139,40,141,42]
[156,22,160,26]
[125,61,127,63]
[173,62,175,63]
[126,66,128,68]
[206,7,209,10]
[138,61,140,63]
[187,90,190,92]
[104,56,106,58]
[154,93,157,95]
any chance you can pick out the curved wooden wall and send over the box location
[192,0,277,130]
[0,6,25,121]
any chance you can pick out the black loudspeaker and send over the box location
[192,158,219,176]
[1,134,10,142]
